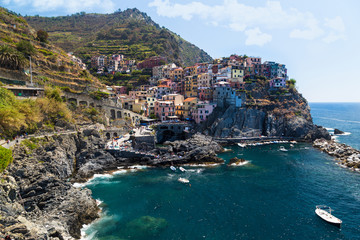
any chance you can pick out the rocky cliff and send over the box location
[201,79,330,141]
[0,130,112,239]
[0,130,224,239]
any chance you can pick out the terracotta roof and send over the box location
[184,97,197,102]
[158,85,169,88]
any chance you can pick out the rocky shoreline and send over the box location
[0,130,224,239]
[313,138,360,172]
[0,126,344,239]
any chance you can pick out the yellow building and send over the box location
[184,75,198,98]
[133,99,147,114]
[182,97,198,118]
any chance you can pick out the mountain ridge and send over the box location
[25,8,213,66]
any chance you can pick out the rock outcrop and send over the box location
[201,83,330,141]
[313,139,360,171]
[334,128,345,135]
[150,133,224,166]
[0,130,112,239]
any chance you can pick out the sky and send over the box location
[1,0,359,102]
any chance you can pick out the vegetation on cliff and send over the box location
[0,146,12,172]
[25,8,213,67]
[0,86,72,138]
[0,7,103,92]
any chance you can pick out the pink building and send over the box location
[192,101,217,124]
[155,100,176,121]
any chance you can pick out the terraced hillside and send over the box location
[25,8,213,66]
[0,7,103,92]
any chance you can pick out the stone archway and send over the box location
[79,101,88,107]
[68,98,78,106]
[106,132,111,140]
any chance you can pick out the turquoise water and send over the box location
[82,103,360,240]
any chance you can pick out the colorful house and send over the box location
[146,96,157,117]
[182,97,198,119]
[198,87,213,101]
[155,100,176,121]
[270,77,286,88]
[156,85,172,99]
[192,101,217,124]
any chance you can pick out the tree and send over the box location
[0,45,26,70]
[36,29,49,43]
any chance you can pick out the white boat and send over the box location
[290,144,295,147]
[315,205,342,228]
[237,143,246,148]
[179,167,186,172]
[170,166,176,171]
[178,177,189,183]
[279,146,288,152]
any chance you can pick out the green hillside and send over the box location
[0,7,103,91]
[25,8,213,67]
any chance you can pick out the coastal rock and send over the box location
[200,85,330,141]
[154,133,224,166]
[313,139,360,171]
[0,131,105,239]
[334,128,345,135]
[227,157,247,166]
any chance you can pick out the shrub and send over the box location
[16,40,36,57]
[0,146,12,172]
[45,86,63,102]
[36,30,49,43]
[89,90,109,100]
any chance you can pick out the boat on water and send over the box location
[179,167,186,172]
[237,143,246,148]
[170,166,176,171]
[315,205,342,228]
[279,146,288,152]
[178,177,190,183]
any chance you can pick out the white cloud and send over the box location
[322,16,346,43]
[245,28,272,46]
[149,0,346,45]
[3,0,115,14]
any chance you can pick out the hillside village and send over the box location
[90,54,289,124]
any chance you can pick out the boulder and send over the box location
[334,128,345,135]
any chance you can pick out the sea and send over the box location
[80,103,360,240]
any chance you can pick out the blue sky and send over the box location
[1,0,359,102]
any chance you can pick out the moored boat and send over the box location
[315,205,342,228]
[178,177,189,183]
[170,166,176,171]
[179,167,186,172]
[279,146,288,152]
[237,143,246,148]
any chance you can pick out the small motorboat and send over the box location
[178,177,189,183]
[179,167,186,172]
[170,166,176,171]
[279,146,288,152]
[237,143,246,148]
[315,205,342,228]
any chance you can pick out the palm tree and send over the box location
[0,45,26,70]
